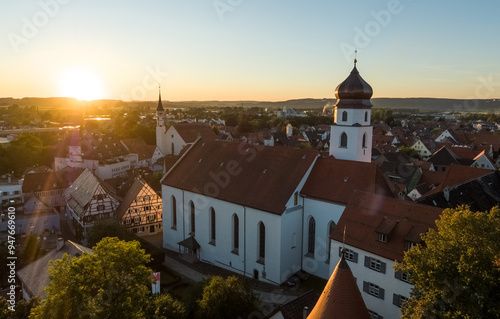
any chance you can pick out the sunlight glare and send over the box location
[59,68,105,101]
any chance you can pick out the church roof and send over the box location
[307,253,370,319]
[330,191,443,262]
[162,139,318,215]
[334,61,373,109]
[301,157,395,205]
[172,122,217,143]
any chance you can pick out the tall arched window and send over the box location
[362,133,367,148]
[171,195,177,229]
[342,111,348,122]
[258,221,265,263]
[190,201,195,235]
[340,132,348,148]
[327,221,336,262]
[307,217,316,257]
[364,111,368,122]
[209,207,216,245]
[232,214,239,254]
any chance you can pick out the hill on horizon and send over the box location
[1,97,499,113]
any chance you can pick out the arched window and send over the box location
[171,196,177,229]
[342,111,348,122]
[209,207,216,245]
[307,217,316,257]
[190,201,195,235]
[232,214,239,254]
[258,222,265,263]
[340,132,348,148]
[327,221,336,262]
[362,133,367,148]
[364,111,368,122]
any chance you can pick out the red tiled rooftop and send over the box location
[331,191,443,262]
[308,254,370,319]
[301,157,395,205]
[162,139,318,215]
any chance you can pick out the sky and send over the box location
[0,0,499,102]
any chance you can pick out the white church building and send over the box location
[160,60,443,318]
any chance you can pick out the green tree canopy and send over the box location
[151,294,187,319]
[195,276,256,319]
[30,237,152,319]
[396,206,500,319]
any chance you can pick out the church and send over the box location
[160,60,442,319]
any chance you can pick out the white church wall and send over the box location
[302,197,345,279]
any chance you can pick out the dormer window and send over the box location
[378,233,388,243]
[404,240,416,250]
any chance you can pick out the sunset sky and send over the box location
[1,0,499,101]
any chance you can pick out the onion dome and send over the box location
[335,59,373,109]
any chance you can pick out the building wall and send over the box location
[162,186,292,284]
[329,242,412,319]
[330,125,372,163]
[120,184,162,236]
[302,198,345,279]
[161,126,188,156]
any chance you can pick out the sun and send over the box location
[58,67,105,101]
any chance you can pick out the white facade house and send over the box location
[329,191,443,319]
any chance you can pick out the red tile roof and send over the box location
[173,123,217,143]
[162,139,318,215]
[331,191,443,261]
[422,164,493,197]
[22,172,67,193]
[307,254,370,319]
[301,157,395,204]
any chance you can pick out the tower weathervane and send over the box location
[354,49,357,65]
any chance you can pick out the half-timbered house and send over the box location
[64,169,121,240]
[116,176,162,236]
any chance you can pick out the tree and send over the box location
[86,219,127,248]
[195,276,256,319]
[0,296,40,319]
[396,206,500,319]
[151,294,187,319]
[30,237,152,319]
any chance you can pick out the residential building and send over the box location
[116,176,162,236]
[329,191,443,319]
[64,169,121,240]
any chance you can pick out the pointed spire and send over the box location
[307,252,370,319]
[157,85,164,112]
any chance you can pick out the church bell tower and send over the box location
[329,57,373,163]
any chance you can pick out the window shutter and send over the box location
[393,293,400,306]
[364,256,370,268]
[380,261,386,274]
[395,270,402,280]
[363,281,369,293]
[353,252,358,263]
[379,287,385,300]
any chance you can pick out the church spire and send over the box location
[157,85,164,112]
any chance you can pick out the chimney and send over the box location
[56,237,64,251]
[303,306,309,319]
